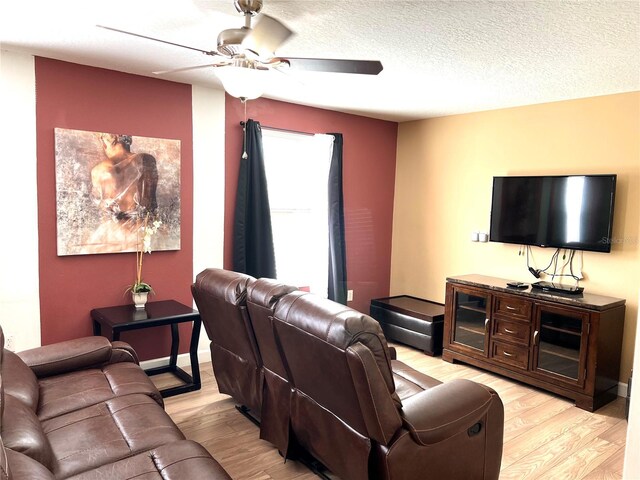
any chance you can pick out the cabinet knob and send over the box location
[534,330,539,345]
[506,305,517,311]
[485,318,490,330]
[504,328,516,334]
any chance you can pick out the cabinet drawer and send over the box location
[493,295,532,322]
[490,341,529,370]
[493,318,530,345]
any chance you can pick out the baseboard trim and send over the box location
[140,349,212,371]
[618,381,628,398]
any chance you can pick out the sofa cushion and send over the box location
[2,351,39,412]
[1,395,54,470]
[42,394,185,478]
[66,440,231,480]
[37,362,163,421]
[391,360,441,401]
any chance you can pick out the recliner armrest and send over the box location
[110,340,140,364]
[388,346,397,360]
[17,336,113,377]
[400,379,495,445]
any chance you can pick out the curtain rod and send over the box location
[239,121,315,137]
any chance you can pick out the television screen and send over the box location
[489,175,616,253]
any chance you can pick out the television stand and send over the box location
[443,274,626,411]
[531,281,584,295]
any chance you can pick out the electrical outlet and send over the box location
[347,290,354,302]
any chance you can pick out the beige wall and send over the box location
[391,92,640,381]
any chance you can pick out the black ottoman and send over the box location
[370,296,445,356]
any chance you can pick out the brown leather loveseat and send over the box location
[0,325,230,480]
[193,268,504,480]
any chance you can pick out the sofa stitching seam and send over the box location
[42,411,104,434]
[156,453,212,474]
[106,400,134,453]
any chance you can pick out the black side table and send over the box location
[91,300,202,398]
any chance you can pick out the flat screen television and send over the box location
[489,174,616,253]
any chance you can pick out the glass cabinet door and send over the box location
[532,305,589,387]
[451,288,490,355]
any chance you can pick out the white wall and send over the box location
[192,85,226,356]
[0,50,41,352]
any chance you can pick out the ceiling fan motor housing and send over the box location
[217,27,249,56]
[234,0,263,15]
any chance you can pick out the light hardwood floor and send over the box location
[155,344,627,479]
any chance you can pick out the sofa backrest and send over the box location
[246,278,297,380]
[272,292,403,480]
[0,437,7,480]
[246,278,298,455]
[0,326,54,475]
[1,396,54,471]
[0,326,4,432]
[1,444,56,480]
[191,268,262,413]
[0,320,38,416]
[1,352,39,414]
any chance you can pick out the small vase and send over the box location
[132,291,149,309]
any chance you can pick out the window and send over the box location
[262,129,334,297]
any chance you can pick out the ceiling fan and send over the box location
[98,0,383,99]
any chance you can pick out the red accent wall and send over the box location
[35,58,193,360]
[224,95,398,313]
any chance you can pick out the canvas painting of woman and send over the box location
[55,128,181,255]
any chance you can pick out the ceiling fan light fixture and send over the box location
[216,59,266,100]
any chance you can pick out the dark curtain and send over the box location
[327,133,348,304]
[233,119,277,278]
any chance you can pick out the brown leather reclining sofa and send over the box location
[0,326,230,479]
[193,268,504,480]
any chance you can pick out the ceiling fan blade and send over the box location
[243,14,293,57]
[280,57,383,75]
[97,25,221,57]
[153,62,232,75]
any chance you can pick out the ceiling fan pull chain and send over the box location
[242,101,249,159]
[242,126,248,160]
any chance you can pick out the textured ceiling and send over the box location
[1,0,638,121]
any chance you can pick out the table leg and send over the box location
[189,318,202,389]
[93,320,102,336]
[169,323,179,368]
[112,328,121,342]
